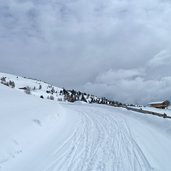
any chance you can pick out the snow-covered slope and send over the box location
[129,105,171,117]
[1,81,171,171]
[0,72,64,101]
[0,72,122,106]
[0,83,80,171]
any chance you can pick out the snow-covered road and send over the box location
[45,105,154,171]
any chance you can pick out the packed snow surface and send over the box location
[1,84,171,171]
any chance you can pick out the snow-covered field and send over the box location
[0,72,64,101]
[129,105,171,117]
[144,106,171,116]
[1,82,171,171]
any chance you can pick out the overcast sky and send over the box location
[1,0,171,104]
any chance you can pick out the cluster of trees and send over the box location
[62,89,123,107]
[19,84,56,99]
[33,84,42,91]
[0,76,123,107]
[46,86,56,94]
[20,84,42,95]
[0,77,15,88]
[47,95,54,100]
[45,86,57,100]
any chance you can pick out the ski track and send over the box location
[45,106,155,171]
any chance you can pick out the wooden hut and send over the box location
[148,100,170,109]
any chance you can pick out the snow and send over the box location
[148,101,165,105]
[0,72,64,101]
[0,84,80,171]
[1,77,171,170]
[130,106,171,117]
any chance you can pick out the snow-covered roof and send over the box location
[148,101,166,105]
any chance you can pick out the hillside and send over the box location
[1,73,171,171]
[0,72,122,106]
[0,83,80,171]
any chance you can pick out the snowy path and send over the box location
[44,105,155,171]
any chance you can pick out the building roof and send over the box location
[148,100,170,105]
[148,101,166,105]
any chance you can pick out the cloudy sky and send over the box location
[1,0,171,104]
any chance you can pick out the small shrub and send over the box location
[39,85,42,90]
[0,77,6,82]
[49,95,54,100]
[9,81,15,88]
[25,86,31,94]
[40,95,44,99]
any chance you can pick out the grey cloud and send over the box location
[85,76,171,105]
[84,50,171,104]
[148,50,171,68]
[1,0,171,104]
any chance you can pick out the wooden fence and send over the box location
[124,106,171,119]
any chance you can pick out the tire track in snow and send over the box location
[45,106,155,171]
